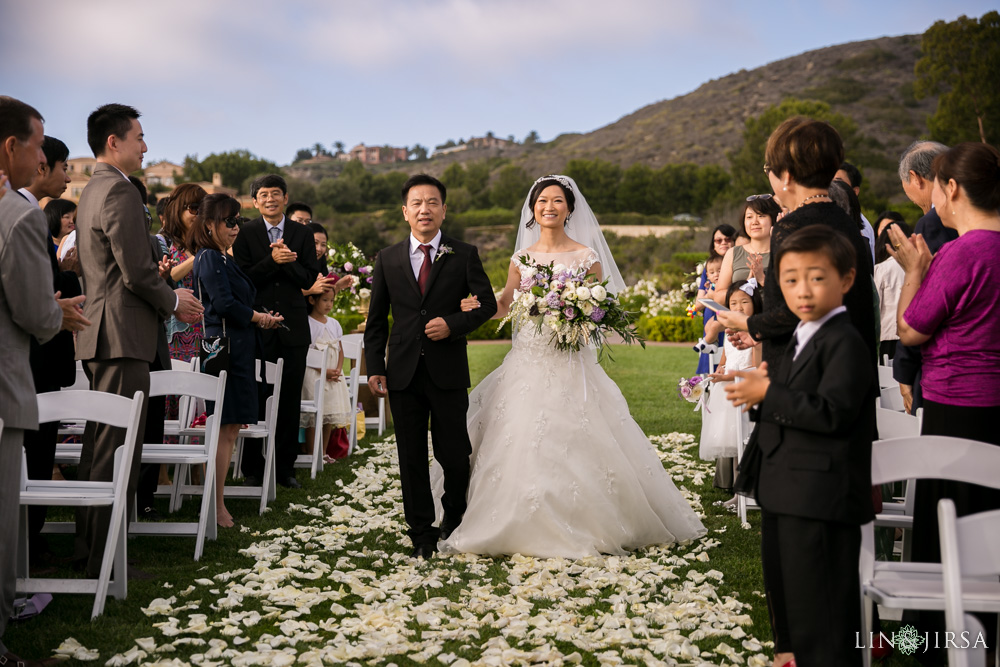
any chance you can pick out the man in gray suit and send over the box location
[74,103,202,576]
[0,95,90,667]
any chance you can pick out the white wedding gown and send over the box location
[434,248,706,558]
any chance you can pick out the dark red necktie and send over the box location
[417,244,433,294]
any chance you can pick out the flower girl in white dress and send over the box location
[435,176,706,558]
[699,280,762,499]
[301,290,353,462]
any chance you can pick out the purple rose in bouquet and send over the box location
[563,306,577,319]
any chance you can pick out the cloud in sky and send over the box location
[2,0,996,164]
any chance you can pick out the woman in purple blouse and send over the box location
[889,141,1000,659]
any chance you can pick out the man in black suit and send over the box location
[729,226,875,667]
[365,174,496,559]
[21,134,82,565]
[232,174,323,489]
[893,140,955,413]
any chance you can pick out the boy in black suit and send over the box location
[727,225,875,667]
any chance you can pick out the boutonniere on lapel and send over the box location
[434,244,454,263]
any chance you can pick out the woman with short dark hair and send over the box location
[189,194,283,528]
[716,116,877,667]
[889,142,1000,660]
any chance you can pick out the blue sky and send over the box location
[2,0,995,166]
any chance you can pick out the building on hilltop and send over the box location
[344,143,408,165]
[432,135,514,157]
[144,161,185,188]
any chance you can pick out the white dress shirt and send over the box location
[17,188,39,208]
[408,231,442,281]
[793,305,847,360]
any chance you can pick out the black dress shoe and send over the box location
[411,544,437,560]
[439,517,462,541]
[278,476,301,489]
[243,475,263,487]
[140,506,162,522]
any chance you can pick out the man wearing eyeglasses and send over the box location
[231,174,324,489]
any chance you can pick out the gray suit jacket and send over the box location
[75,163,176,362]
[0,189,63,429]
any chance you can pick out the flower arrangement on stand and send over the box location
[499,255,643,360]
[325,242,374,315]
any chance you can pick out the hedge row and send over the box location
[334,314,698,344]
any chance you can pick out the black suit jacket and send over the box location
[364,234,497,391]
[29,241,82,389]
[756,313,876,525]
[232,217,321,347]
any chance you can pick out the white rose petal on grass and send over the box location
[118,432,767,666]
[55,638,100,661]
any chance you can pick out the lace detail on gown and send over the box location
[432,248,707,558]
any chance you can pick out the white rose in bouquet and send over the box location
[689,383,706,402]
[581,301,594,316]
[575,286,591,301]
[561,288,576,301]
[552,263,568,274]
[591,285,607,301]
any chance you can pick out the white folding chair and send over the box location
[342,333,386,438]
[879,385,906,412]
[296,347,328,478]
[340,335,363,455]
[939,499,999,667]
[55,361,90,440]
[18,390,144,619]
[131,370,226,561]
[227,358,281,514]
[877,365,897,389]
[873,405,923,562]
[859,436,1000,667]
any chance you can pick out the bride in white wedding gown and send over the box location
[433,175,706,558]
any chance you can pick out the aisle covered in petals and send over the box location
[53,432,771,667]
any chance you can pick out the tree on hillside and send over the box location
[180,149,282,194]
[490,165,532,209]
[915,11,1000,145]
[334,141,345,155]
[409,144,428,161]
[464,162,492,208]
[726,98,860,198]
[293,148,313,163]
[564,159,622,213]
[524,130,540,145]
[313,143,329,157]
[442,163,466,188]
[617,164,658,214]
[317,176,363,213]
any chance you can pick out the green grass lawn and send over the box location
[8,344,916,665]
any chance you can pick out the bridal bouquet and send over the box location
[677,374,710,404]
[498,255,643,358]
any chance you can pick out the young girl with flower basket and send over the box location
[699,279,762,495]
